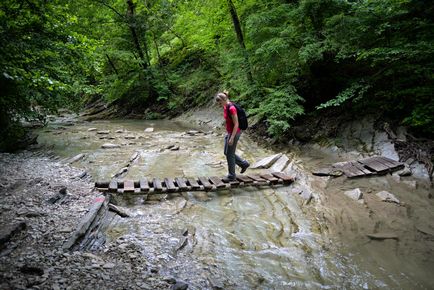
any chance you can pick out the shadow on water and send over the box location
[35,117,434,289]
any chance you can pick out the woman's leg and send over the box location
[224,133,240,179]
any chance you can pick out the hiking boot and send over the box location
[240,162,250,174]
[222,176,237,183]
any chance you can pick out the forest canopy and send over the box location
[1,0,433,150]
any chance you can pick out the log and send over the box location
[108,204,130,218]
[251,153,282,169]
[63,196,107,250]
[270,154,290,172]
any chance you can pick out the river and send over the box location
[35,116,434,289]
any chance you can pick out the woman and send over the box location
[215,91,250,181]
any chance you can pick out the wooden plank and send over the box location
[342,163,366,178]
[270,154,290,172]
[123,180,135,192]
[109,180,118,192]
[251,153,282,169]
[175,177,189,190]
[164,178,177,192]
[271,172,295,184]
[209,176,226,188]
[152,178,163,191]
[359,158,390,173]
[186,178,201,190]
[63,196,107,250]
[236,175,254,184]
[350,162,374,175]
[374,157,403,170]
[246,174,268,183]
[198,177,213,190]
[95,181,110,188]
[139,178,150,192]
[380,157,403,167]
[260,173,279,184]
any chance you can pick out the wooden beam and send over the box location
[209,176,226,188]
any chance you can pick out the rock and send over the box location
[124,136,136,140]
[0,222,26,249]
[144,128,154,133]
[251,153,282,169]
[175,237,188,252]
[271,154,290,172]
[397,166,412,176]
[47,187,67,204]
[170,146,180,151]
[163,277,177,284]
[344,188,363,201]
[115,130,124,133]
[16,209,45,217]
[366,233,398,240]
[171,281,188,290]
[186,130,199,135]
[102,263,115,269]
[88,128,97,132]
[96,130,110,134]
[68,153,86,164]
[376,191,400,204]
[73,171,88,179]
[165,145,175,150]
[101,143,120,149]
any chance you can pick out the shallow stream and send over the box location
[35,116,434,289]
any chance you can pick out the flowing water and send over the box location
[35,116,434,289]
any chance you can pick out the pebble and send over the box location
[376,191,400,204]
[171,281,189,290]
[344,188,363,202]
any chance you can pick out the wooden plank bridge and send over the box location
[313,156,405,178]
[95,172,295,194]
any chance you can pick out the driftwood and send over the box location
[63,196,107,250]
[251,153,282,169]
[270,154,290,172]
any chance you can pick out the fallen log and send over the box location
[62,196,107,250]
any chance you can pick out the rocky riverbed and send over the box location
[0,152,172,290]
[1,108,434,289]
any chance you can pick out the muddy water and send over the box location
[36,117,434,289]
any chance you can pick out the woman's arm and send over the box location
[229,113,239,145]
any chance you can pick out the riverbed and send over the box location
[28,115,434,289]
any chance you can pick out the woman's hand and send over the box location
[228,136,234,145]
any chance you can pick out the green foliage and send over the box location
[2,0,433,151]
[250,86,304,136]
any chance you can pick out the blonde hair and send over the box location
[215,91,228,103]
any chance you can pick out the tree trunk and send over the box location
[226,0,253,83]
[105,54,118,75]
[126,0,148,72]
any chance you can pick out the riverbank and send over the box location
[0,152,171,289]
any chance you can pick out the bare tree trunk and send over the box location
[126,0,148,71]
[226,0,253,83]
[105,54,118,75]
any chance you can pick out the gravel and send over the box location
[0,151,168,289]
